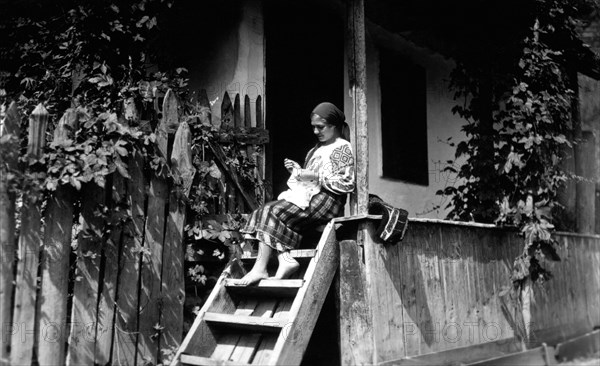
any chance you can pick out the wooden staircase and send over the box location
[171,220,339,366]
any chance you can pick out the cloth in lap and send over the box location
[241,191,343,251]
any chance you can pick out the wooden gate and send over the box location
[0,88,268,366]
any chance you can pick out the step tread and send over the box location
[225,279,304,297]
[225,279,303,288]
[204,312,289,332]
[241,249,316,260]
[180,354,250,365]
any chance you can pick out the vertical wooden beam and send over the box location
[1,102,21,365]
[111,151,146,365]
[11,103,46,366]
[338,238,374,364]
[94,174,123,365]
[137,94,173,365]
[573,75,596,234]
[346,0,368,216]
[37,108,80,366]
[67,183,106,365]
[160,121,195,363]
[576,131,596,233]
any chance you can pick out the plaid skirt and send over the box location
[240,190,344,251]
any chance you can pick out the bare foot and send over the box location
[271,258,300,279]
[238,269,268,285]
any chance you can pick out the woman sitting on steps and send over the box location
[238,102,356,285]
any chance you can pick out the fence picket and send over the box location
[3,88,268,365]
[112,151,146,365]
[160,122,195,363]
[244,94,256,210]
[37,108,80,366]
[67,183,106,365]
[27,104,48,157]
[1,102,21,365]
[221,92,233,128]
[137,92,176,365]
[11,104,45,366]
[198,89,213,127]
[256,95,270,200]
[94,174,124,364]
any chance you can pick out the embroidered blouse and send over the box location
[278,137,355,209]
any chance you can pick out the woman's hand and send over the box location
[284,158,301,174]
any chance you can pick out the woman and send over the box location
[238,102,356,285]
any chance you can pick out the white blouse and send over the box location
[278,137,355,209]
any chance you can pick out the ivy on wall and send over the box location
[440,0,598,309]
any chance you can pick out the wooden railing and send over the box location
[0,88,267,366]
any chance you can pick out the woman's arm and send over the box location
[321,143,355,194]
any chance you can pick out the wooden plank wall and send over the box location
[0,89,266,366]
[339,219,600,364]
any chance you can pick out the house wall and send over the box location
[344,24,466,219]
[338,219,600,364]
[183,0,265,126]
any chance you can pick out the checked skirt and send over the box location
[240,191,343,251]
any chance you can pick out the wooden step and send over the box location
[204,312,289,332]
[225,279,304,297]
[241,249,316,261]
[180,354,250,365]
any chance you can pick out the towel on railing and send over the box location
[368,194,409,243]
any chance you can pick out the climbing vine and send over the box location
[0,0,262,343]
[441,0,598,303]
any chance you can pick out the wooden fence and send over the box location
[337,218,600,365]
[0,89,266,366]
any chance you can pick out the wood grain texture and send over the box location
[37,186,75,366]
[137,102,171,365]
[94,174,124,364]
[346,0,368,215]
[37,109,79,366]
[68,183,106,365]
[112,152,146,365]
[271,221,339,365]
[1,102,20,365]
[161,121,195,363]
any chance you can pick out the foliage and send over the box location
[0,0,264,355]
[440,0,598,296]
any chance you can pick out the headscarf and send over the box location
[311,102,350,141]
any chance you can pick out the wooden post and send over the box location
[11,103,45,366]
[111,150,146,365]
[160,121,195,363]
[346,0,368,217]
[576,131,596,233]
[341,3,372,364]
[338,238,374,364]
[1,102,21,365]
[137,92,175,365]
[37,108,79,366]
[573,75,596,234]
[94,174,123,365]
[67,183,106,365]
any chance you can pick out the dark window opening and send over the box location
[379,48,428,185]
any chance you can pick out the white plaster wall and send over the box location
[345,26,467,219]
[187,0,265,126]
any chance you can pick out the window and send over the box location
[379,47,428,185]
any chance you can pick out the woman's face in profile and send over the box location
[311,114,337,144]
